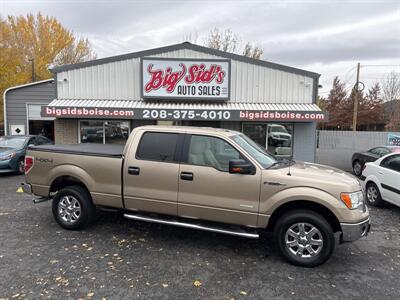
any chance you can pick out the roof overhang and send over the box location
[42,99,327,122]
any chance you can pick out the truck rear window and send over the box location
[136,132,179,162]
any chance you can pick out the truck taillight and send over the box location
[25,156,34,173]
[362,164,367,172]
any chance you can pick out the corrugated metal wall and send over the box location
[57,49,314,103]
[316,130,400,170]
[5,81,56,132]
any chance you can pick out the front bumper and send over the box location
[0,159,15,173]
[340,218,371,242]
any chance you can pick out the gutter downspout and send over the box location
[3,88,9,136]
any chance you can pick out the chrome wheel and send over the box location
[58,195,81,223]
[285,222,323,258]
[353,161,362,176]
[367,185,378,203]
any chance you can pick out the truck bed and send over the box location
[28,143,124,158]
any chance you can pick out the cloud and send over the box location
[2,0,399,94]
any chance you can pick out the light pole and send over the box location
[28,58,35,82]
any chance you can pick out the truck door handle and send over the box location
[128,166,140,175]
[378,171,383,175]
[180,172,193,181]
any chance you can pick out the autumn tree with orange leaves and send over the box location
[319,77,385,131]
[0,13,97,123]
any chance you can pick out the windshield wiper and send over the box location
[268,161,286,169]
[268,159,296,169]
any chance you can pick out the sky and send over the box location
[1,0,400,96]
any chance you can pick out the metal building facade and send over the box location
[55,43,317,104]
[31,42,323,162]
[3,79,56,137]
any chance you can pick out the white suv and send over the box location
[361,152,400,207]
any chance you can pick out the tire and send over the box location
[366,182,383,207]
[16,158,25,175]
[273,210,335,267]
[52,185,96,230]
[353,160,363,177]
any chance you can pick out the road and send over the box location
[0,174,399,299]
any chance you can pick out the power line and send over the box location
[361,64,400,68]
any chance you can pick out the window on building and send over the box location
[105,121,130,145]
[242,123,293,160]
[80,120,130,144]
[80,121,104,144]
[136,132,179,162]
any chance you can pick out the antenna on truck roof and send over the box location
[287,157,292,176]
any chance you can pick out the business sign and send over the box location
[387,133,400,146]
[42,106,327,122]
[141,58,230,101]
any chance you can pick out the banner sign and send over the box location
[387,133,400,146]
[42,106,327,122]
[141,58,230,101]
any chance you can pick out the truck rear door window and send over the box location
[136,132,179,162]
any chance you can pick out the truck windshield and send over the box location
[231,134,277,168]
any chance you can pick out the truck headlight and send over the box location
[341,191,364,210]
[0,152,16,161]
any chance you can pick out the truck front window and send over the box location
[232,134,277,168]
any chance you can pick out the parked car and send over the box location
[0,135,53,174]
[22,126,370,267]
[361,152,400,208]
[268,124,292,147]
[352,146,400,176]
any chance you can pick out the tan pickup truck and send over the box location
[22,126,370,267]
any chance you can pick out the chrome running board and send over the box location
[123,213,259,239]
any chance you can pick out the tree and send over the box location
[324,77,351,129]
[192,28,264,59]
[382,71,400,103]
[381,72,400,131]
[351,82,384,130]
[242,42,263,59]
[0,13,97,123]
[316,96,328,129]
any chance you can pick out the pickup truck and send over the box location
[22,126,370,267]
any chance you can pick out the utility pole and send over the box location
[28,58,35,82]
[352,62,360,131]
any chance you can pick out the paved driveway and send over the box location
[0,174,399,299]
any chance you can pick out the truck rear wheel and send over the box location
[52,185,96,230]
[273,210,335,267]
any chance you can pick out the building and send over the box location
[3,42,326,162]
[3,79,56,140]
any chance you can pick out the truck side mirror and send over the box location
[229,159,254,175]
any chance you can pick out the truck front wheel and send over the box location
[52,185,96,230]
[273,210,335,267]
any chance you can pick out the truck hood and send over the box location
[270,132,291,137]
[272,161,361,191]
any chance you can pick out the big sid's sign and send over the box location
[141,58,230,101]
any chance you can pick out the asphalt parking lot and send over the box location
[0,174,399,300]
